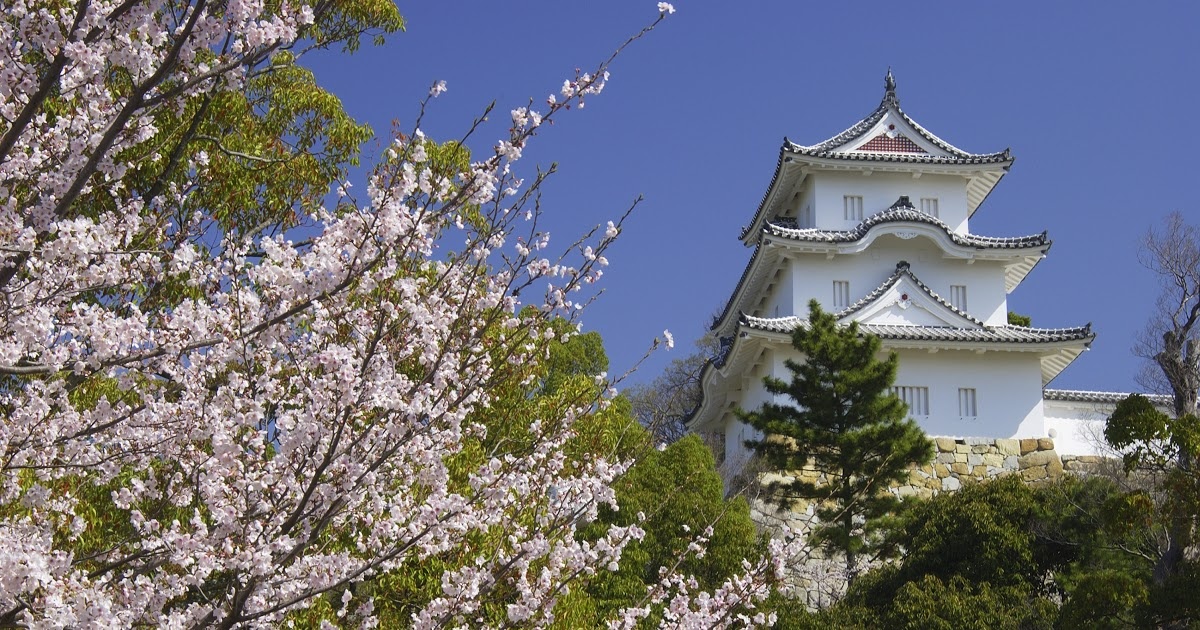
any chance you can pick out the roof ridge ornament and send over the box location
[884,68,899,107]
[890,195,915,210]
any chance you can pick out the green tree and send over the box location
[740,300,933,581]
[580,434,761,622]
[1130,212,1200,587]
[839,475,1165,629]
[1105,394,1200,627]
[1007,311,1032,327]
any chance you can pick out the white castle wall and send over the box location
[717,345,1051,484]
[1043,399,1116,456]
[776,241,1010,325]
[808,172,970,234]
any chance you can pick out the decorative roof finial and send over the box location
[882,68,899,107]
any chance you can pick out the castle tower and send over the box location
[688,72,1096,472]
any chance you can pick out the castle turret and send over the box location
[688,73,1095,472]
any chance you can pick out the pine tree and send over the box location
[741,299,933,580]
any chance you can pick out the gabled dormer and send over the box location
[838,261,984,329]
[741,71,1013,246]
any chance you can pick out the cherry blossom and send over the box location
[0,0,787,627]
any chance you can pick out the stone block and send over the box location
[1004,455,1020,470]
[895,485,920,498]
[965,437,992,446]
[955,444,971,454]
[954,453,968,463]
[1038,438,1055,451]
[1019,450,1059,468]
[972,465,988,477]
[951,462,970,475]
[972,444,993,454]
[986,466,1003,477]
[1020,439,1039,454]
[935,437,957,452]
[1021,465,1048,481]
[1047,457,1065,478]
[1076,455,1102,464]
[982,453,1004,467]
[933,463,950,477]
[924,477,942,490]
[967,453,983,466]
[995,438,1020,455]
[942,476,962,491]
[936,453,957,465]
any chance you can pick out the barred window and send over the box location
[959,388,978,419]
[950,285,968,312]
[893,386,930,417]
[920,197,939,218]
[844,195,863,221]
[833,281,850,310]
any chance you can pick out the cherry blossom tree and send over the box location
[0,1,794,626]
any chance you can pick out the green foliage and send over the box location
[886,575,1053,630]
[332,326,761,628]
[1106,395,1178,471]
[1105,393,1200,610]
[1007,311,1031,327]
[577,434,762,624]
[863,477,1047,599]
[1058,570,1147,629]
[740,300,932,575]
[1142,560,1200,628]
[832,474,1175,628]
[767,590,878,630]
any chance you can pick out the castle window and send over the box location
[833,280,850,310]
[950,285,967,312]
[959,388,978,419]
[844,195,863,221]
[893,386,929,417]
[920,197,939,218]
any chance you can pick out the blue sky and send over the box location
[307,2,1200,393]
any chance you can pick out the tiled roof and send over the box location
[1043,389,1174,407]
[739,74,1012,243]
[738,314,1093,345]
[785,146,1011,165]
[765,200,1049,251]
[833,260,984,325]
[787,74,1010,164]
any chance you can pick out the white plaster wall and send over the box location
[723,355,773,473]
[786,184,816,228]
[811,172,969,233]
[720,343,1051,446]
[745,346,1046,440]
[887,349,1044,438]
[780,243,1009,325]
[1043,400,1114,456]
[764,264,794,318]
